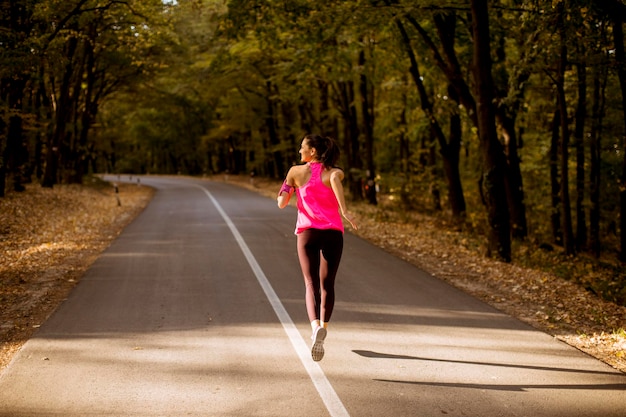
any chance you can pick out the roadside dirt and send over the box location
[1,175,624,374]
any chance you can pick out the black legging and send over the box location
[297,228,344,324]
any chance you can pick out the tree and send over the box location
[555,1,576,256]
[588,26,610,257]
[471,0,511,261]
[0,0,38,196]
[359,46,378,205]
[611,16,626,261]
[385,2,466,217]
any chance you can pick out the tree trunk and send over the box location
[395,17,465,218]
[74,34,97,183]
[611,17,626,262]
[333,80,362,199]
[42,34,79,188]
[265,80,283,178]
[426,11,478,127]
[471,0,511,261]
[445,103,466,217]
[498,113,527,239]
[556,3,575,255]
[317,79,331,134]
[589,60,607,257]
[550,108,562,246]
[399,77,410,175]
[358,49,377,205]
[574,60,588,251]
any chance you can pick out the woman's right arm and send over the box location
[277,169,295,209]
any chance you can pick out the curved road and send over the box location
[0,176,624,416]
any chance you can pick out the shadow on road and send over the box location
[353,349,623,377]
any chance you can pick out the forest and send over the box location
[1,1,626,294]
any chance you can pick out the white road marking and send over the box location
[199,186,350,417]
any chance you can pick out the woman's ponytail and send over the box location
[304,134,340,169]
[322,136,340,168]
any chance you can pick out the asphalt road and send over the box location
[0,175,624,417]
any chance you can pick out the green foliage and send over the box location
[4,0,626,300]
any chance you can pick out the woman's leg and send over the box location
[319,230,343,323]
[297,229,322,323]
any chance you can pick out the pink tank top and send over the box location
[295,162,344,234]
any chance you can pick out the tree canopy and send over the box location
[2,0,626,282]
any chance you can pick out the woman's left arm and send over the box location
[330,169,358,230]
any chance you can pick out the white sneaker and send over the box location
[311,326,327,361]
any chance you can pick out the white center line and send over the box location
[199,186,350,417]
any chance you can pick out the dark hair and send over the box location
[303,134,340,169]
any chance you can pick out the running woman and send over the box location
[277,134,358,361]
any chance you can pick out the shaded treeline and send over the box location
[0,0,171,191]
[2,0,626,276]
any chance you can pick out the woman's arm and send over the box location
[277,170,295,209]
[330,169,358,230]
